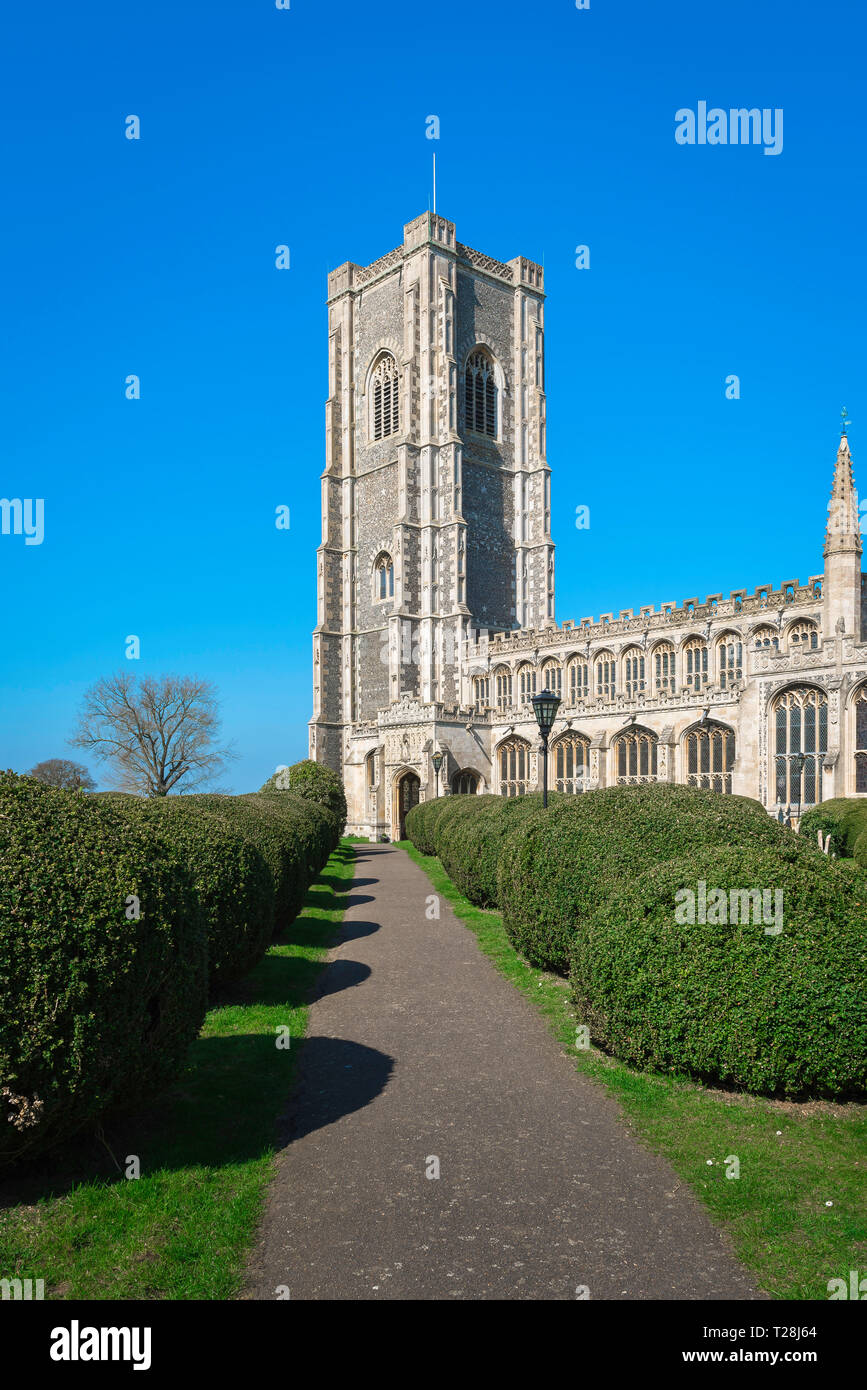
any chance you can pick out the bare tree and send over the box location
[27,758,96,791]
[69,672,236,796]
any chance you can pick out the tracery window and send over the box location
[614,726,659,783]
[552,731,590,794]
[465,349,497,438]
[754,625,779,651]
[623,647,646,698]
[374,553,394,599]
[685,723,735,794]
[452,770,479,795]
[494,667,512,713]
[653,643,676,694]
[519,663,537,703]
[595,651,616,699]
[498,737,530,797]
[371,353,400,441]
[683,638,708,692]
[855,687,867,793]
[541,661,562,698]
[773,687,827,806]
[717,634,743,689]
[568,658,590,702]
[787,620,819,652]
[473,676,490,711]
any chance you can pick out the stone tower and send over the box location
[823,425,862,641]
[309,212,553,783]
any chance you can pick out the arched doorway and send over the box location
[395,771,420,839]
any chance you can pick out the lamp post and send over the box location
[791,753,806,829]
[531,687,561,808]
[432,750,443,798]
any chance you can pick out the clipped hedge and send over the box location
[435,794,556,907]
[498,784,802,975]
[117,798,275,988]
[260,759,347,845]
[799,798,864,858]
[570,842,867,1098]
[0,772,208,1171]
[189,792,330,934]
[404,795,459,856]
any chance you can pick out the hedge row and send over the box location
[498,785,796,974]
[259,758,347,844]
[405,784,866,1097]
[800,798,867,862]
[571,844,867,1097]
[0,762,346,1171]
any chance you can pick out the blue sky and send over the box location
[1,0,864,792]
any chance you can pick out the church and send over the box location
[308,211,865,840]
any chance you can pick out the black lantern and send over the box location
[790,753,806,828]
[432,749,444,798]
[531,687,561,808]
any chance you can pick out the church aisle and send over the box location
[243,844,764,1301]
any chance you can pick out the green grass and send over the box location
[401,839,867,1301]
[0,841,355,1300]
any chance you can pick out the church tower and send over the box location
[309,212,553,782]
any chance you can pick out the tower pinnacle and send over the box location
[823,426,861,558]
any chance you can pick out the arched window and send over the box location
[541,661,561,698]
[366,751,377,789]
[494,667,512,713]
[518,663,537,703]
[623,647,645,698]
[465,350,497,437]
[614,726,658,783]
[552,730,590,794]
[685,723,735,794]
[653,643,675,693]
[567,657,590,703]
[473,675,490,711]
[754,625,779,651]
[371,353,400,440]
[855,687,867,793]
[683,638,708,691]
[452,770,479,796]
[717,634,743,689]
[374,553,394,599]
[787,620,819,652]
[498,736,531,797]
[773,687,827,806]
[595,651,616,699]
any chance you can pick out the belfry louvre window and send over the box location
[552,731,590,794]
[371,354,400,440]
[615,727,659,783]
[773,687,827,806]
[465,351,497,437]
[686,724,734,794]
[498,737,530,797]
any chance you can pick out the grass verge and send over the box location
[401,840,867,1301]
[0,841,355,1300]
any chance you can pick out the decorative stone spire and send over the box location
[823,423,861,558]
